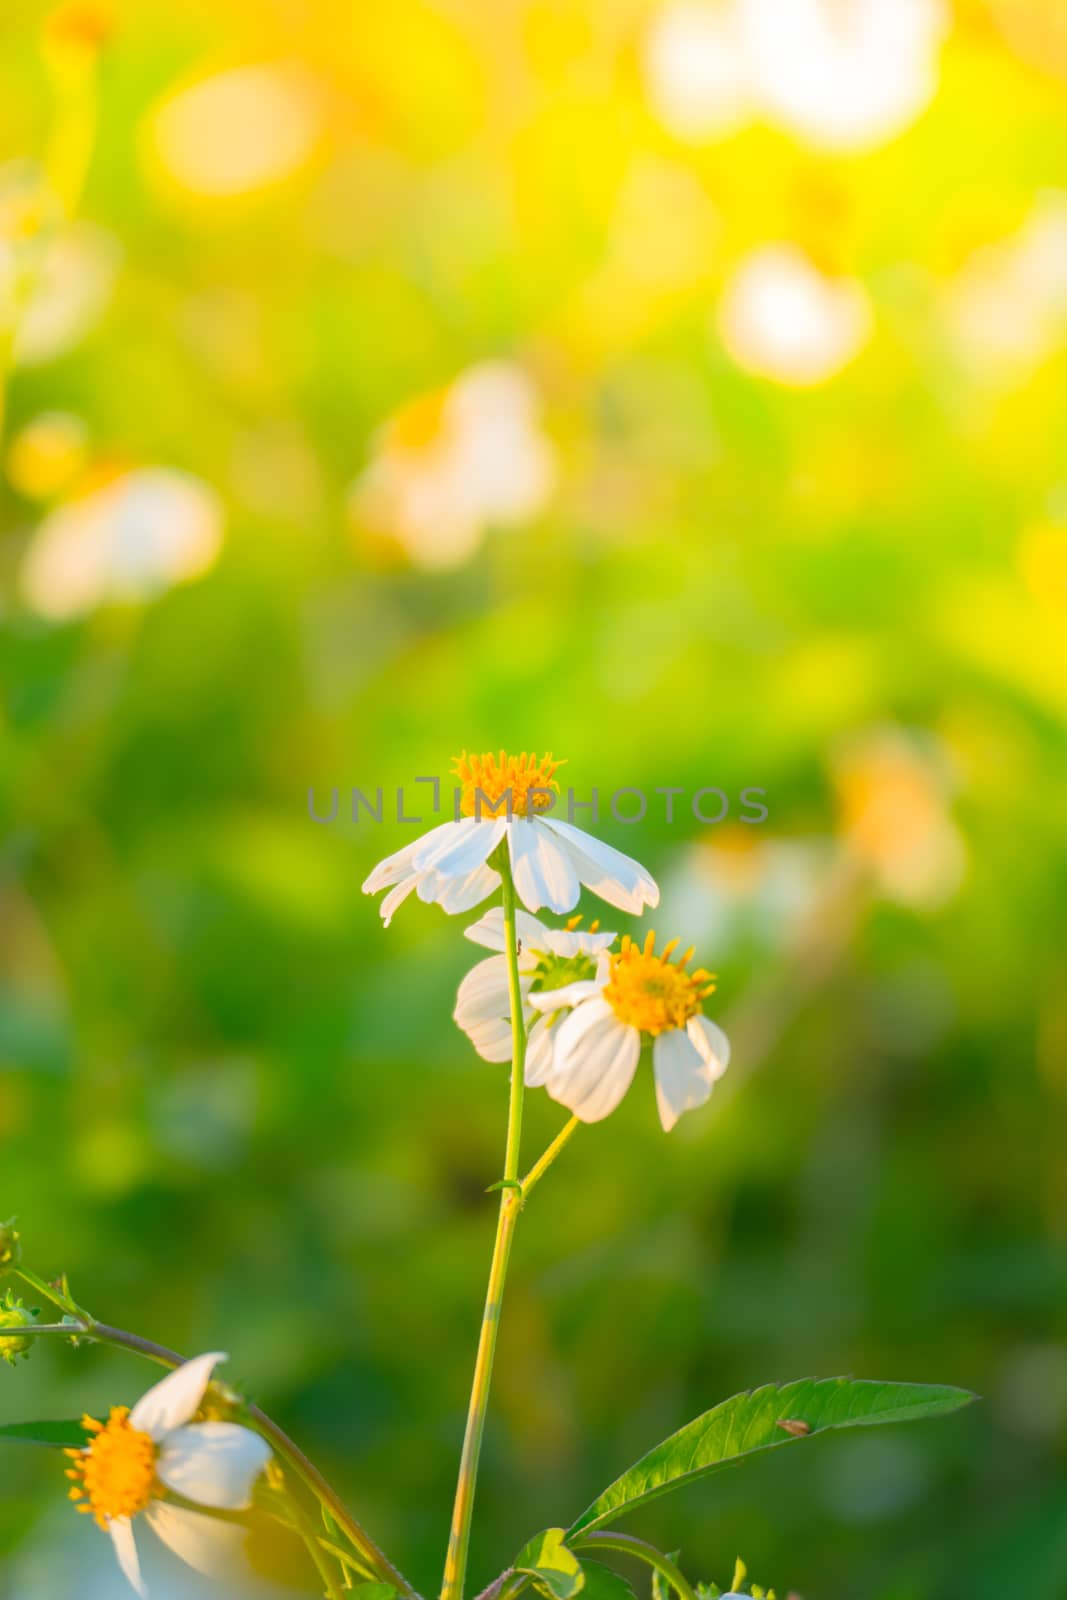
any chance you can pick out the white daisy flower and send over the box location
[454,907,616,1083]
[64,1352,271,1597]
[362,751,659,923]
[349,362,556,571]
[718,245,872,388]
[541,931,730,1131]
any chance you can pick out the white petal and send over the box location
[362,820,457,893]
[524,1014,557,1086]
[413,817,506,878]
[108,1518,146,1598]
[687,1014,731,1081]
[145,1499,247,1580]
[508,818,579,913]
[527,977,602,1013]
[653,1028,716,1132]
[129,1352,227,1440]
[417,859,501,916]
[461,1016,515,1062]
[156,1421,271,1510]
[454,955,511,1026]
[548,998,640,1122]
[538,817,659,913]
[542,927,616,957]
[379,874,419,927]
[463,905,549,953]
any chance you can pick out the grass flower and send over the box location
[64,1352,271,1597]
[454,908,615,1081]
[362,751,659,921]
[540,932,730,1130]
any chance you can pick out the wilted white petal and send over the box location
[129,1352,227,1440]
[156,1421,271,1510]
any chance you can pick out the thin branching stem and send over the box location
[520,1116,581,1200]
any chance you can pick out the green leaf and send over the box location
[347,1586,397,1600]
[569,1378,977,1535]
[0,1419,86,1449]
[579,1563,637,1600]
[516,1529,586,1600]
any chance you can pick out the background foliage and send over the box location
[2,1,1067,1596]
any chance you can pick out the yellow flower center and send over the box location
[453,750,563,818]
[603,932,715,1035]
[65,1408,157,1528]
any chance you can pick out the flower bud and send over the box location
[0,1219,20,1271]
[0,1292,35,1367]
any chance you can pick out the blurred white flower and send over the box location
[643,2,752,141]
[65,1352,271,1598]
[833,726,966,908]
[147,63,321,198]
[718,245,872,385]
[664,829,828,954]
[0,161,119,366]
[13,222,120,365]
[945,195,1067,380]
[349,362,556,570]
[20,467,224,619]
[643,0,947,152]
[455,906,616,1081]
[743,0,947,152]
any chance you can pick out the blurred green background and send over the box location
[2,0,1067,1596]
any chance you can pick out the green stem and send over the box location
[520,1116,580,1200]
[569,1534,699,1600]
[16,1316,415,1597]
[295,1502,346,1600]
[442,851,528,1600]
